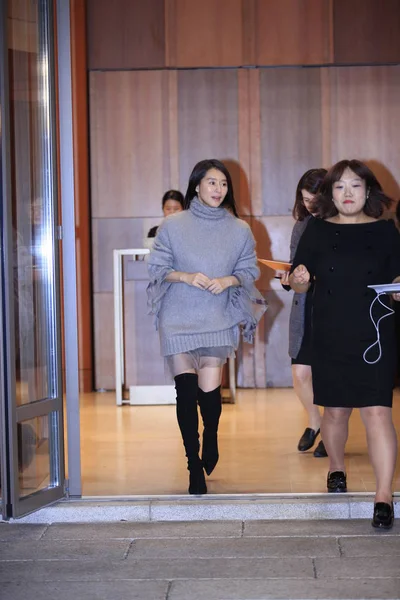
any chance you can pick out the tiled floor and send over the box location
[1,519,400,599]
[79,388,400,496]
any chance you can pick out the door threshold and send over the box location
[6,492,399,523]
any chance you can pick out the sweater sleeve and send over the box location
[281,221,300,292]
[290,218,316,278]
[146,222,174,329]
[229,227,267,343]
[232,227,260,285]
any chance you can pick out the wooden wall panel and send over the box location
[89,71,177,218]
[326,65,400,202]
[166,0,243,67]
[259,68,324,216]
[237,70,263,217]
[334,0,400,65]
[92,218,152,293]
[85,0,400,70]
[71,0,93,391]
[177,69,240,196]
[87,0,165,69]
[255,0,333,66]
[93,293,115,390]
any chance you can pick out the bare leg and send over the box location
[198,366,223,392]
[292,364,322,431]
[321,407,353,473]
[360,406,397,504]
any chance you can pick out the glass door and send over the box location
[0,0,65,518]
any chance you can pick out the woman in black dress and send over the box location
[281,169,327,458]
[290,160,400,529]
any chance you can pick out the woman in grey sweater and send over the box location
[281,169,327,457]
[148,159,266,495]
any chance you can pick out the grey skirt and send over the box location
[165,346,234,378]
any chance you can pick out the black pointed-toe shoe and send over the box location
[297,428,320,452]
[372,502,394,530]
[313,440,328,458]
[327,471,347,493]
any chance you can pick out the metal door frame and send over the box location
[0,0,70,518]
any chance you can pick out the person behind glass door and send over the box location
[290,159,400,529]
[147,159,267,495]
[143,190,184,250]
[280,169,328,458]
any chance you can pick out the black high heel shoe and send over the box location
[372,502,394,530]
[297,428,320,452]
[313,440,328,458]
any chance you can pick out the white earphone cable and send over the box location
[363,292,394,365]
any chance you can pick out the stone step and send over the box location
[7,493,399,523]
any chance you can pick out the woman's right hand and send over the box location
[181,272,211,290]
[291,264,310,285]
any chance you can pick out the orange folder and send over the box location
[258,259,292,272]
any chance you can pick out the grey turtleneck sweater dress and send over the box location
[147,197,267,373]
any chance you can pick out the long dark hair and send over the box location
[184,159,238,217]
[293,168,327,221]
[162,189,184,209]
[316,159,392,219]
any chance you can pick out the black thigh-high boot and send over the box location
[198,386,222,476]
[174,373,207,495]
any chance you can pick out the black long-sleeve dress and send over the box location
[292,218,400,408]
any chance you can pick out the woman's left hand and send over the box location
[207,276,232,294]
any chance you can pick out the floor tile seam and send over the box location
[314,576,400,580]
[11,531,400,539]
[337,535,400,546]
[337,554,400,558]
[0,557,319,564]
[2,576,355,584]
[336,537,343,557]
[123,539,135,559]
[38,525,50,540]
[0,558,85,563]
[238,534,400,539]
[2,575,395,582]
[124,553,341,559]
[2,553,398,563]
[165,580,173,600]
[0,577,174,584]
[129,534,352,541]
[18,533,384,542]
[15,535,245,542]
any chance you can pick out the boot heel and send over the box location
[189,465,207,495]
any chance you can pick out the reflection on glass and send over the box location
[17,414,55,497]
[8,0,58,405]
